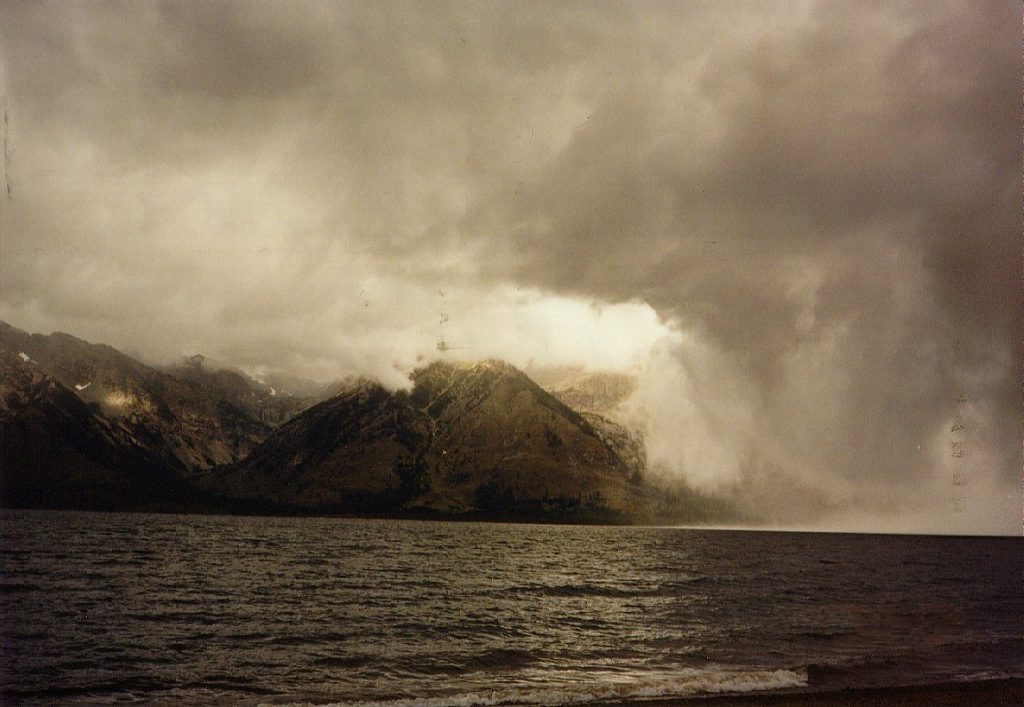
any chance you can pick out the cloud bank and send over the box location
[0,1,1018,533]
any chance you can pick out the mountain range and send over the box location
[0,322,732,523]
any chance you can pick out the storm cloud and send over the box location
[0,0,1018,533]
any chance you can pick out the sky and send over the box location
[0,0,1019,534]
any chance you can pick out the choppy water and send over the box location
[2,510,1021,705]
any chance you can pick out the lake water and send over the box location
[2,510,1021,705]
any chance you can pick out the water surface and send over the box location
[2,510,1021,704]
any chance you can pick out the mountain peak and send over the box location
[202,354,641,519]
[415,358,520,377]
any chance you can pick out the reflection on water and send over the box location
[2,510,1021,705]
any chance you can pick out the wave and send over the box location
[380,648,543,677]
[791,628,858,640]
[278,667,808,706]
[0,581,43,593]
[804,635,1024,688]
[2,676,175,702]
[512,579,704,599]
[313,655,376,669]
[458,648,540,673]
[932,635,1023,652]
[805,657,902,684]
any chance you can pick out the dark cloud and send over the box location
[0,0,1017,532]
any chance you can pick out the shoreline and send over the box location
[630,678,1024,706]
[4,506,1022,538]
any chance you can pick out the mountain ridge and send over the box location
[0,321,272,470]
[0,321,734,524]
[198,359,644,521]
[0,348,198,509]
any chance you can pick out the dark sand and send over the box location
[633,678,1024,706]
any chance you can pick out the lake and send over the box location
[2,510,1021,704]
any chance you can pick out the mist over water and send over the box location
[3,511,1021,705]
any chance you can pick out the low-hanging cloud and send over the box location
[0,0,1018,533]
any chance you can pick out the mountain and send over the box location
[0,322,271,471]
[166,360,310,427]
[546,370,637,416]
[0,322,734,524]
[543,370,647,481]
[0,349,196,509]
[257,370,332,400]
[580,413,646,483]
[200,360,649,521]
[199,379,430,510]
